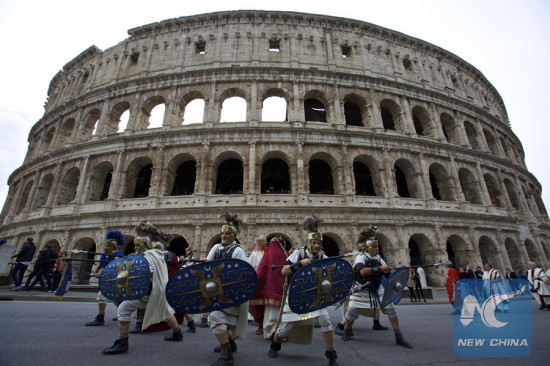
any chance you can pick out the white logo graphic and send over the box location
[460,285,527,328]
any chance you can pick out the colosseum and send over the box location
[1,10,549,286]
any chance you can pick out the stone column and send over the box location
[417,152,432,200]
[75,156,91,204]
[97,98,111,136]
[24,171,42,211]
[448,157,465,201]
[108,150,126,200]
[475,163,492,206]
[149,146,166,197]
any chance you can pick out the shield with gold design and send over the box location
[288,258,354,313]
[381,268,409,308]
[99,255,150,302]
[166,258,258,314]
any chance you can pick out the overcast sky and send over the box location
[1,0,549,213]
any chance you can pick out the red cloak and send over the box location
[446,267,460,303]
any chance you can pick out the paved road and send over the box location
[0,297,548,366]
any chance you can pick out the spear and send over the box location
[270,253,353,270]
[67,249,125,257]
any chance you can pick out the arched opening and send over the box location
[309,159,333,194]
[261,159,290,194]
[429,163,454,201]
[262,96,287,122]
[121,157,153,199]
[72,237,96,285]
[171,161,197,196]
[446,240,458,268]
[353,162,375,196]
[483,173,502,207]
[215,159,243,194]
[304,98,327,122]
[167,236,190,257]
[394,159,421,199]
[459,168,481,204]
[395,166,409,198]
[478,236,500,268]
[409,238,422,266]
[56,167,80,205]
[440,113,459,144]
[381,107,395,130]
[134,164,152,198]
[117,110,130,133]
[412,106,432,136]
[220,97,247,122]
[464,121,480,149]
[322,235,340,257]
[344,101,363,126]
[504,238,524,272]
[16,181,33,213]
[483,129,500,156]
[32,174,53,209]
[79,109,101,141]
[504,179,520,210]
[182,99,205,125]
[85,162,114,202]
[56,118,75,148]
[148,104,165,129]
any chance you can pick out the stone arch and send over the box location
[308,152,338,195]
[121,156,153,199]
[213,153,244,194]
[304,90,329,123]
[261,158,291,194]
[32,174,54,209]
[483,129,500,156]
[380,98,402,131]
[463,120,480,149]
[56,118,75,149]
[85,161,114,202]
[265,233,295,253]
[458,168,482,204]
[139,95,167,129]
[167,236,190,257]
[179,91,206,125]
[79,109,101,141]
[408,233,433,265]
[429,163,455,201]
[343,93,367,127]
[353,155,382,196]
[440,113,460,144]
[483,173,503,207]
[525,239,541,264]
[56,167,80,205]
[16,180,34,213]
[72,236,97,285]
[376,233,397,265]
[41,127,56,153]
[504,237,525,272]
[108,101,131,134]
[261,88,289,122]
[478,235,501,268]
[394,158,422,199]
[446,234,468,268]
[220,88,247,122]
[167,154,197,196]
[503,178,520,210]
[411,105,434,137]
[321,232,343,257]
[42,239,62,254]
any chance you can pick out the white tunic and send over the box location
[248,248,264,271]
[528,268,550,297]
[206,242,249,341]
[281,249,329,322]
[348,252,387,309]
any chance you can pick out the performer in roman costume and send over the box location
[247,235,268,335]
[207,210,248,366]
[103,221,182,355]
[267,215,339,366]
[336,226,412,348]
[249,236,289,339]
[85,230,125,326]
[527,261,550,310]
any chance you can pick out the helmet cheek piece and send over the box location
[135,236,152,254]
[221,224,237,246]
[306,232,323,254]
[105,240,117,254]
[366,239,379,256]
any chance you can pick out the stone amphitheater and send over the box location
[1,10,549,286]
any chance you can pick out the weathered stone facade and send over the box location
[1,10,549,285]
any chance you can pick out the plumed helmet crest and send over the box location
[357,225,377,245]
[134,220,162,242]
[105,230,124,246]
[220,209,243,234]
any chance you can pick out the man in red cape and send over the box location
[446,263,460,314]
[249,236,289,339]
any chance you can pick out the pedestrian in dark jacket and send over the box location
[28,245,57,291]
[22,249,46,291]
[9,238,37,290]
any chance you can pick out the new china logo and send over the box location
[453,279,531,357]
